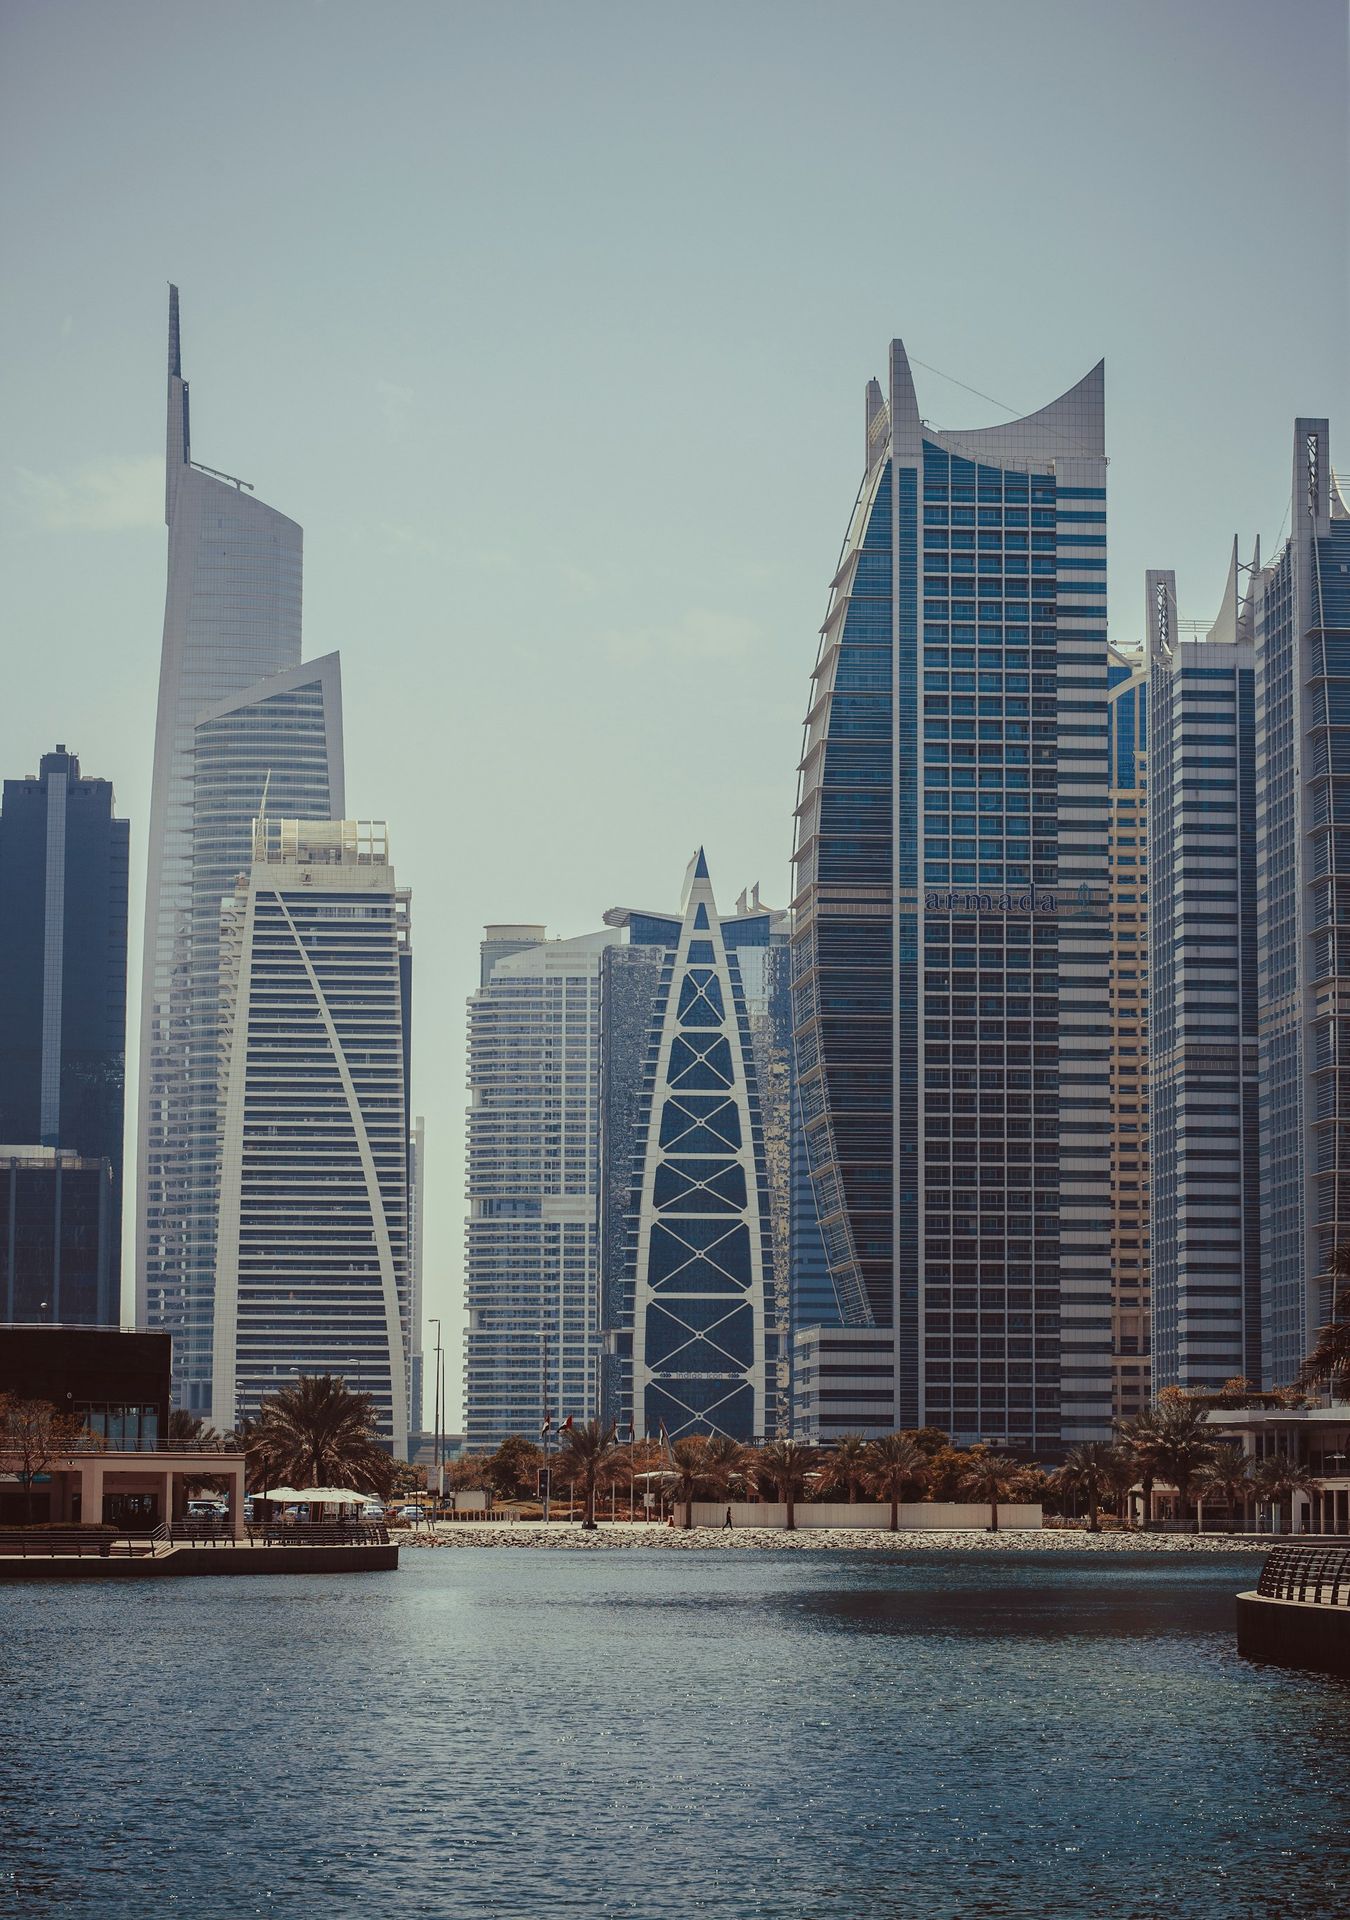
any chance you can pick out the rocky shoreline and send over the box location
[398,1521,1268,1554]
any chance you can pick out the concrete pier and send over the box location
[0,1541,398,1579]
[1236,1544,1350,1678]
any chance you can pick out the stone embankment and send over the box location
[399,1521,1264,1553]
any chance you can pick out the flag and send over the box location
[540,1415,552,1437]
[659,1420,672,1466]
[559,1414,574,1434]
[606,1419,618,1443]
[626,1423,636,1446]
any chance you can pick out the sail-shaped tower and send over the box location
[792,340,1112,1452]
[137,289,343,1412]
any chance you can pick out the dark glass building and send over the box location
[792,340,1112,1452]
[0,746,129,1315]
[1,1147,115,1325]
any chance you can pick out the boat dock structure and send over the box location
[1237,1545,1350,1678]
[0,1521,398,1579]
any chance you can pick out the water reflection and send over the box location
[1,1550,1346,1920]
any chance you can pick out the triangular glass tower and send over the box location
[630,852,775,1440]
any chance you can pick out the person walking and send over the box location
[723,1506,733,1530]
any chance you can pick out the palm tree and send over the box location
[958,1451,1026,1532]
[1297,1242,1350,1394]
[250,1375,395,1497]
[165,1407,232,1496]
[1117,1407,1167,1525]
[1100,1448,1139,1524]
[1194,1447,1255,1533]
[554,1419,619,1530]
[1056,1441,1119,1533]
[757,1438,813,1531]
[816,1432,870,1504]
[1252,1455,1322,1536]
[166,1408,226,1449]
[865,1433,928,1532]
[1150,1402,1217,1526]
[703,1433,749,1498]
[664,1443,706,1528]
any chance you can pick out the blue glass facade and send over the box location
[793,341,1112,1450]
[0,747,128,1320]
[1256,421,1350,1385]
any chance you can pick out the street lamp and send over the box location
[428,1316,443,1502]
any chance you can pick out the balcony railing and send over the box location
[1257,1544,1350,1606]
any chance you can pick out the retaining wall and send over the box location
[687,1501,1042,1530]
[1236,1592,1350,1677]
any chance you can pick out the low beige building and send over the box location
[2,1445,247,1537]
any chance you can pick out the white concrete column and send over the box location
[228,1461,246,1540]
[80,1459,104,1527]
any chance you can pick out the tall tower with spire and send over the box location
[137,288,343,1412]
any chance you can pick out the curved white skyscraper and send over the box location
[211,819,412,1452]
[138,288,343,1411]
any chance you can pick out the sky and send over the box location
[2,0,1347,1429]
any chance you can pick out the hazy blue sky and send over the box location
[2,0,1346,1425]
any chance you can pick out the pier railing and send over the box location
[245,1520,391,1546]
[0,1526,165,1560]
[1257,1544,1350,1606]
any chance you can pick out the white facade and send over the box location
[137,288,342,1411]
[464,928,613,1452]
[1147,555,1261,1391]
[211,819,412,1454]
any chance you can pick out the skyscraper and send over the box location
[1105,647,1151,1423]
[0,746,128,1318]
[1147,556,1260,1393]
[138,288,343,1410]
[1254,421,1350,1387]
[601,856,788,1443]
[211,819,413,1453]
[791,339,1112,1452]
[464,927,614,1452]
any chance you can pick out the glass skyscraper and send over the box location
[211,819,413,1452]
[1147,555,1260,1391]
[1148,425,1348,1393]
[0,746,129,1321]
[464,926,613,1453]
[792,339,1112,1451]
[137,289,343,1410]
[1105,647,1151,1422]
[1255,421,1350,1386]
[600,856,788,1443]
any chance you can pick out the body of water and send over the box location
[3,1547,1347,1918]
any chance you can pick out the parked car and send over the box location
[359,1503,386,1521]
[186,1498,227,1518]
[396,1504,427,1523]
